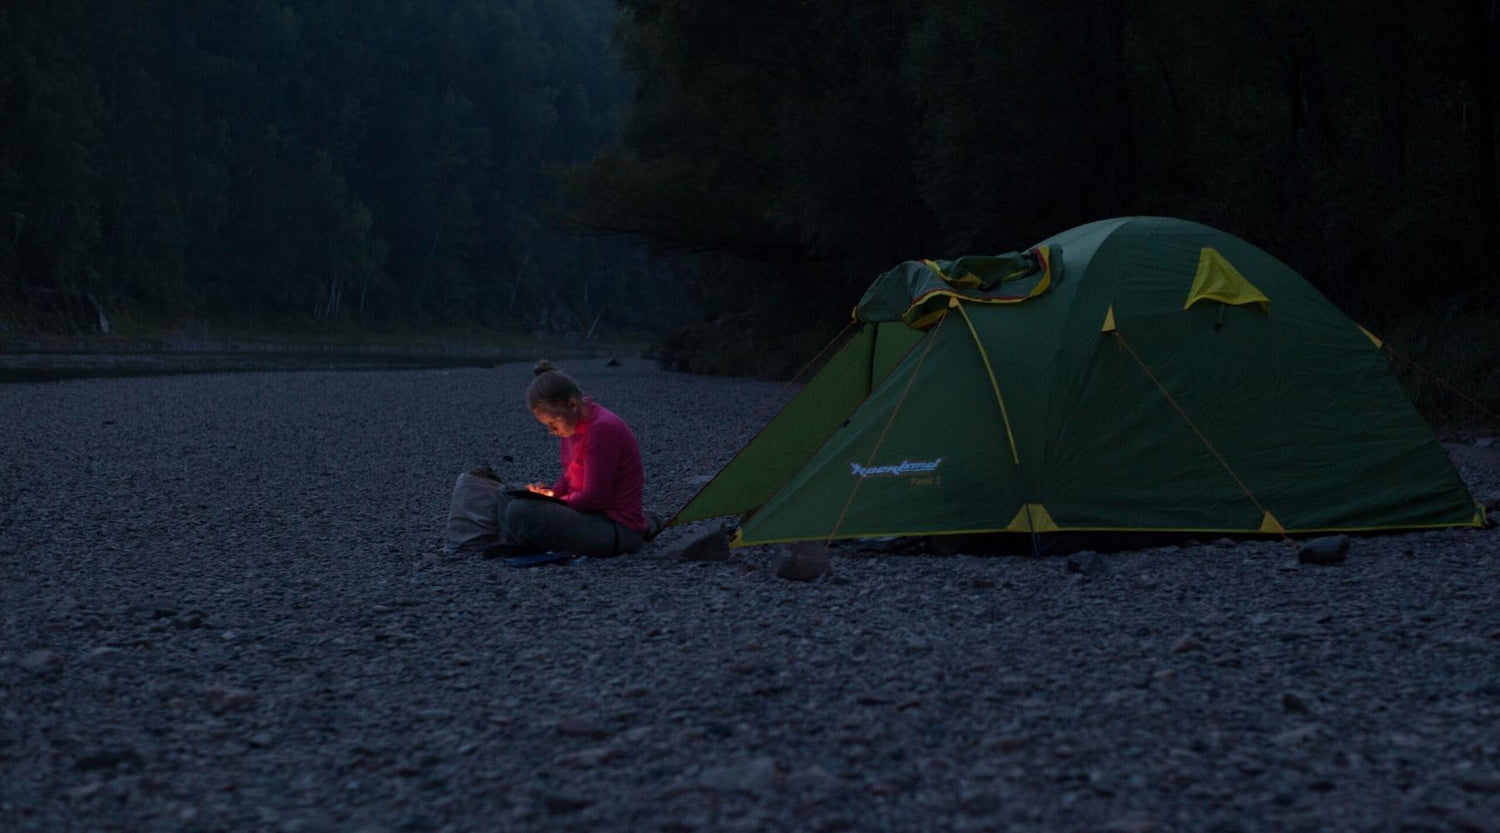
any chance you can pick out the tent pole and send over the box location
[1112,330,1287,540]
[825,314,949,545]
[951,300,1043,556]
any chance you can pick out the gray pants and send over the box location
[500,490,643,558]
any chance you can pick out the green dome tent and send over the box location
[675,217,1486,547]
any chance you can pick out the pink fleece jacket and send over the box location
[549,399,647,532]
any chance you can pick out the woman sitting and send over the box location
[488,360,654,558]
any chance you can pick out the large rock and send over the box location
[665,756,781,795]
[669,528,731,562]
[1297,535,1350,565]
[74,746,144,772]
[1065,550,1107,576]
[556,715,609,739]
[774,542,831,581]
[540,791,592,815]
[205,686,255,714]
[127,598,179,619]
[19,649,64,674]
[1282,691,1313,714]
[1171,633,1205,653]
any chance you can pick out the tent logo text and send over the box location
[848,458,944,479]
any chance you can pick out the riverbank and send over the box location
[1,360,1497,831]
[0,330,644,383]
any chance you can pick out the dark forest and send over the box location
[1,0,666,338]
[3,1,1499,390]
[563,0,1499,373]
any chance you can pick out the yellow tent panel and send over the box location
[1185,248,1270,313]
[1005,504,1059,533]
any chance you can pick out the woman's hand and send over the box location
[525,483,555,497]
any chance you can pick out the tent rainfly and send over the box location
[674,216,1486,547]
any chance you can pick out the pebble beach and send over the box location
[2,358,1498,832]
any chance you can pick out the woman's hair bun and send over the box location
[532,359,556,376]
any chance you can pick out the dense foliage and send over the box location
[7,0,1498,384]
[0,0,671,336]
[564,0,1500,375]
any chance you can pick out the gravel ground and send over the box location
[2,358,1498,833]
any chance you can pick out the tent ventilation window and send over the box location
[1183,247,1270,316]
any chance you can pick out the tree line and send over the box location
[7,1,1498,375]
[563,0,1500,375]
[0,0,675,336]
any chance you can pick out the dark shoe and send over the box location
[643,510,666,541]
[481,541,529,559]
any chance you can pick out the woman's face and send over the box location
[533,400,581,438]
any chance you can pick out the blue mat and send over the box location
[505,551,583,568]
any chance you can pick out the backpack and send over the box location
[444,470,503,553]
